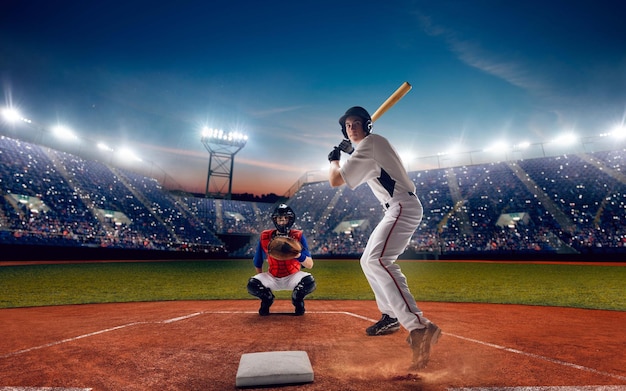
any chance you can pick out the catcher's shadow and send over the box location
[265,312,301,317]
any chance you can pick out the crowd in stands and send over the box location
[1,134,625,258]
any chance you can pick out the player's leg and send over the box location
[247,276,275,316]
[361,201,428,331]
[367,201,442,368]
[360,226,402,335]
[291,273,316,316]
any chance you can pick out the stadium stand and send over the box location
[1,134,625,260]
[0,137,103,248]
[0,135,225,256]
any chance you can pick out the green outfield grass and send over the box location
[0,259,624,310]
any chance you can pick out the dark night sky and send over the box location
[2,0,625,195]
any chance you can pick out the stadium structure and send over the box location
[1,114,626,261]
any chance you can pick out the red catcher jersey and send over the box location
[260,229,303,277]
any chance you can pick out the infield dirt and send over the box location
[1,300,625,390]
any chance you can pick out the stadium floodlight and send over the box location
[117,147,142,162]
[52,125,78,140]
[400,151,415,162]
[97,142,114,152]
[435,151,449,168]
[201,127,248,148]
[552,132,578,146]
[1,107,32,124]
[513,141,531,150]
[2,108,20,122]
[201,126,249,199]
[399,151,415,170]
[484,140,508,152]
[479,140,509,163]
[611,125,626,140]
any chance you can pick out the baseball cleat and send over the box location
[407,322,441,370]
[293,299,305,316]
[259,294,275,316]
[366,314,400,336]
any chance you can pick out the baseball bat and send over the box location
[370,81,412,123]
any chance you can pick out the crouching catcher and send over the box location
[247,204,316,316]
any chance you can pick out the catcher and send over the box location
[247,204,316,316]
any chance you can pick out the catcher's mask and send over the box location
[271,204,296,235]
[339,106,372,139]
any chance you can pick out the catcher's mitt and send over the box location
[268,236,302,261]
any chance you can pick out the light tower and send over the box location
[201,127,248,199]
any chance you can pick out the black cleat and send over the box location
[293,299,305,316]
[366,314,400,336]
[259,294,275,316]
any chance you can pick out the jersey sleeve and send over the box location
[339,136,379,189]
[299,234,311,258]
[252,240,265,268]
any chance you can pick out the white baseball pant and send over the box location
[360,194,430,331]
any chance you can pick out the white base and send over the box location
[235,350,314,387]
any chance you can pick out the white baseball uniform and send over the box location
[339,133,431,331]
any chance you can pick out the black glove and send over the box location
[328,147,341,162]
[338,139,354,154]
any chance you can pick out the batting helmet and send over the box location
[339,106,372,139]
[271,204,296,234]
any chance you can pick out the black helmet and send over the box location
[339,106,372,139]
[271,204,296,234]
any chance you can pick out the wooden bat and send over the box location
[370,81,412,123]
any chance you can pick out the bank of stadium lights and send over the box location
[428,132,583,166]
[483,140,508,153]
[2,105,144,158]
[52,125,78,141]
[513,141,531,150]
[96,142,140,161]
[399,151,416,170]
[600,125,626,140]
[97,142,114,152]
[1,106,166,186]
[200,126,248,199]
[117,147,142,162]
[1,108,32,124]
[551,132,578,145]
[200,127,248,147]
[484,135,577,155]
[96,142,139,160]
[3,106,79,142]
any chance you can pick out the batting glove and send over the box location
[328,147,341,162]
[338,139,354,154]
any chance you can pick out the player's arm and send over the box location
[298,235,314,269]
[328,146,345,187]
[328,160,345,187]
[252,240,265,273]
[301,257,313,269]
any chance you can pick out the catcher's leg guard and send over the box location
[247,278,274,316]
[292,275,316,316]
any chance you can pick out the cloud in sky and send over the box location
[250,105,309,118]
[415,10,550,101]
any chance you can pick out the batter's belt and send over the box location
[384,191,417,209]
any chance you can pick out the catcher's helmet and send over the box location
[339,106,372,139]
[271,204,296,234]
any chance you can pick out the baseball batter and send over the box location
[247,204,316,316]
[328,106,441,370]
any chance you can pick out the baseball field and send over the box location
[1,259,625,391]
